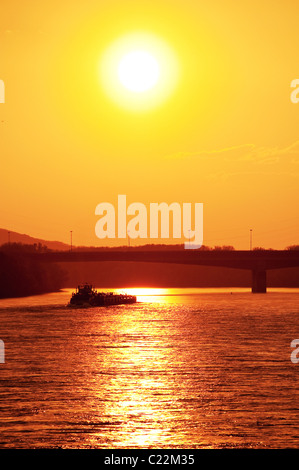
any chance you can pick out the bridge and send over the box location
[27,249,299,293]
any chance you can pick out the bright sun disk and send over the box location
[100,32,179,111]
[118,50,160,93]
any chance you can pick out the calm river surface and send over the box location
[0,288,299,449]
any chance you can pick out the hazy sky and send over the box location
[0,0,299,248]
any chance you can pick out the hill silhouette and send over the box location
[0,228,70,251]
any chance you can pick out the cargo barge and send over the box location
[69,283,137,307]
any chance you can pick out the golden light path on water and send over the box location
[89,304,171,448]
[1,288,299,448]
[116,287,253,304]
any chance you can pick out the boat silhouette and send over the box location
[69,283,137,307]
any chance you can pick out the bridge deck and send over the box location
[3,249,298,293]
[26,249,299,271]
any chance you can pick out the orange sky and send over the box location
[0,0,299,249]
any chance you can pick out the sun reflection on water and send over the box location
[1,289,299,447]
[88,302,184,447]
[116,287,169,303]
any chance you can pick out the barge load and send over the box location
[69,283,137,307]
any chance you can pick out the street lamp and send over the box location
[250,229,253,251]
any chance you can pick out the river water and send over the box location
[0,287,299,449]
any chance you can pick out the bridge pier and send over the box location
[251,269,267,293]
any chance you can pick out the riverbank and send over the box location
[0,250,67,299]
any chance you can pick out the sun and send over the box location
[100,32,180,111]
[118,50,160,93]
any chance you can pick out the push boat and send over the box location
[69,283,137,307]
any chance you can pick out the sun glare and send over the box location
[118,50,160,93]
[100,32,179,111]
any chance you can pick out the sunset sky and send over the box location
[0,0,299,249]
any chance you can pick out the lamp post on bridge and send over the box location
[250,229,253,251]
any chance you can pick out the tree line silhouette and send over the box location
[0,243,67,298]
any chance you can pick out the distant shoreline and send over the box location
[1,286,299,301]
[0,288,64,300]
